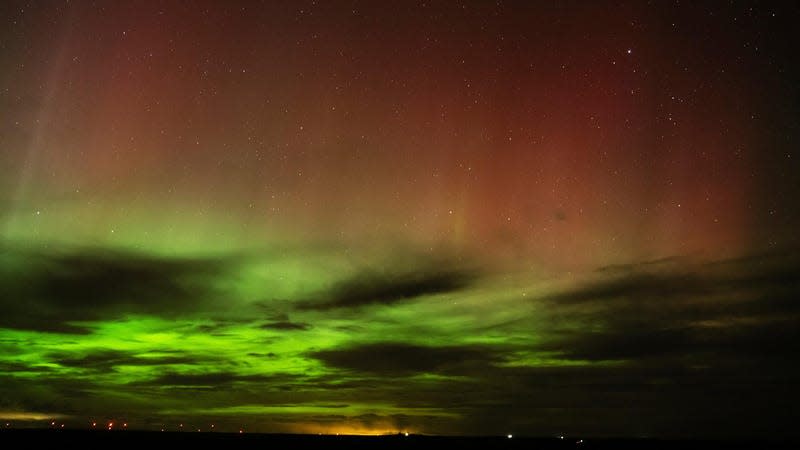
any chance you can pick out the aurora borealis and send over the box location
[2,0,800,438]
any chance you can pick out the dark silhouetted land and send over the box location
[1,430,797,449]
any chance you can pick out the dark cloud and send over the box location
[0,244,229,333]
[298,268,476,311]
[594,255,687,274]
[0,362,55,374]
[538,251,800,363]
[311,342,504,376]
[546,271,712,304]
[138,371,303,390]
[52,350,200,372]
[258,312,311,331]
[543,328,696,361]
[192,318,257,335]
[260,321,311,331]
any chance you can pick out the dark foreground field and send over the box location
[0,430,796,449]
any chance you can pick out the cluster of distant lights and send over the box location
[18,420,240,433]
[3,422,585,444]
[508,434,583,445]
[3,421,409,436]
[17,421,417,436]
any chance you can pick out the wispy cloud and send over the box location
[0,243,229,332]
[311,342,504,376]
[297,268,477,311]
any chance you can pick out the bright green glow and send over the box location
[0,236,600,433]
[162,404,459,417]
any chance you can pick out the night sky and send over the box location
[2,0,799,438]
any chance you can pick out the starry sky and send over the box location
[1,0,799,438]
